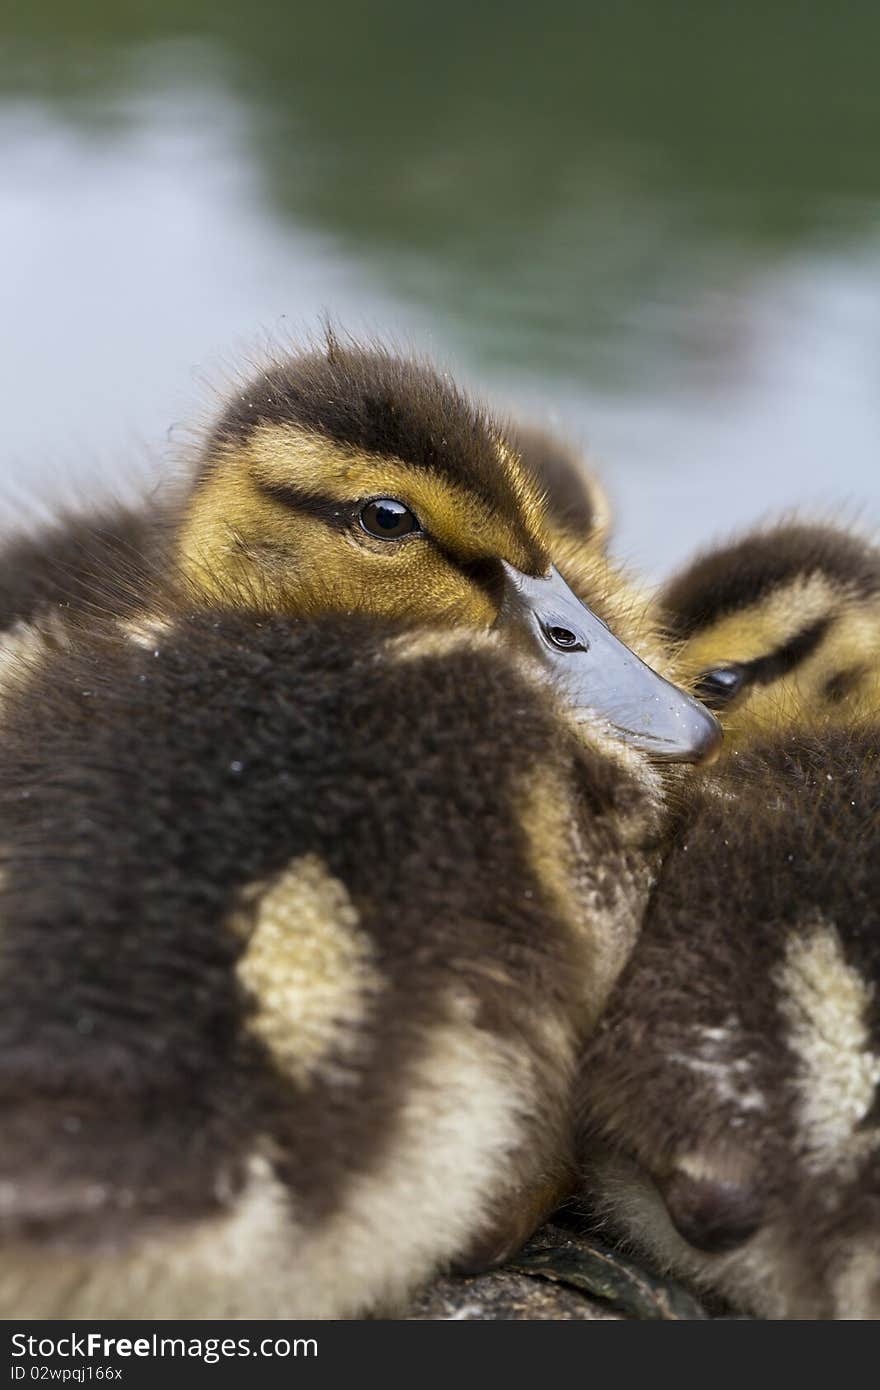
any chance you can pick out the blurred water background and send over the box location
[2,1,879,578]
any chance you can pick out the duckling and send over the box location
[574,525,880,1318]
[0,591,669,1319]
[661,521,880,746]
[0,500,164,693]
[0,337,717,762]
[0,339,723,1317]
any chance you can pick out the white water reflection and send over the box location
[502,250,880,576]
[0,92,422,513]
[2,87,878,581]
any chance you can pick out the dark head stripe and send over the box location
[255,480,353,531]
[823,665,869,704]
[662,525,880,639]
[205,342,537,538]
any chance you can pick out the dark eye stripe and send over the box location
[696,616,834,707]
[747,616,833,687]
[254,481,513,610]
[255,481,352,530]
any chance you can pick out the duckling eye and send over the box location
[359,499,420,540]
[545,624,585,652]
[694,665,746,709]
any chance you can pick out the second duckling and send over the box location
[574,522,880,1318]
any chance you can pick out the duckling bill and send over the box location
[495,562,719,762]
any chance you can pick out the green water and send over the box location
[3,1,879,573]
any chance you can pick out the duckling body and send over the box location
[0,600,665,1318]
[575,523,880,1319]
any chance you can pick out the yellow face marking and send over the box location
[492,431,551,542]
[176,425,551,626]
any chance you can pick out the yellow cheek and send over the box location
[278,530,497,625]
[811,606,880,710]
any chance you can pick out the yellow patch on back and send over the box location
[775,920,880,1176]
[234,854,383,1088]
[0,1014,548,1318]
[119,614,175,650]
[383,626,501,665]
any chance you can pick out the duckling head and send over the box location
[176,338,719,763]
[661,522,880,747]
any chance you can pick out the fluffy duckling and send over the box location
[575,525,880,1318]
[0,343,723,1318]
[0,594,668,1319]
[175,339,712,752]
[0,339,716,762]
